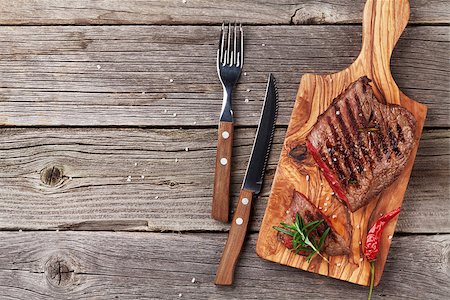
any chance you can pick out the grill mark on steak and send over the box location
[334,103,359,184]
[373,105,390,157]
[327,116,351,181]
[344,99,365,174]
[353,94,374,168]
[396,123,405,143]
[388,129,400,156]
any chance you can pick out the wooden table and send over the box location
[0,1,448,299]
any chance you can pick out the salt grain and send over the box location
[185,147,189,152]
[320,182,323,186]
[324,208,328,212]
[326,196,330,201]
[142,91,146,95]
[69,176,73,180]
[324,203,328,207]
[170,79,174,83]
[261,43,266,46]
[96,65,101,70]
[318,207,322,210]
[246,88,251,92]
[155,196,159,199]
[336,111,340,115]
[245,98,249,103]
[244,72,247,76]
[173,113,177,117]
[164,109,168,113]
[193,121,197,125]
[175,158,179,162]
[127,176,132,182]
[356,224,360,229]
[332,214,337,219]
[359,241,362,245]
[333,157,337,162]
[141,175,145,179]
[388,235,393,240]
[182,0,187,3]
[336,263,341,267]
[191,277,196,283]
[134,162,138,167]
[359,258,364,262]
[179,293,183,298]
[331,192,335,196]
[19,229,22,232]
[306,175,310,181]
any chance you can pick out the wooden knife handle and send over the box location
[212,121,234,222]
[215,189,254,285]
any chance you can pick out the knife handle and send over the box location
[212,121,234,222]
[215,189,254,285]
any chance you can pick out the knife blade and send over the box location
[215,73,278,285]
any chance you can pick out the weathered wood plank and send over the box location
[0,0,448,25]
[0,25,448,127]
[0,232,448,299]
[0,128,447,233]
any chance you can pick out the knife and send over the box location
[214,73,278,285]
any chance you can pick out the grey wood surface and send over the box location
[0,0,449,299]
[0,25,448,127]
[0,0,448,25]
[0,127,448,233]
[0,231,448,300]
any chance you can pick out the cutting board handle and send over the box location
[357,0,410,103]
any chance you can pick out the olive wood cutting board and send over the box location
[256,0,427,286]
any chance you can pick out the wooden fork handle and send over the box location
[212,121,234,222]
[215,189,254,285]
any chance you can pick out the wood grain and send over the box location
[212,121,234,222]
[215,189,254,285]
[0,231,448,299]
[0,25,447,127]
[0,127,447,233]
[257,0,428,286]
[0,0,448,25]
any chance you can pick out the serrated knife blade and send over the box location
[242,73,278,194]
[215,73,278,286]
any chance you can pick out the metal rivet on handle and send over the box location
[241,198,249,205]
[222,131,230,139]
[236,218,243,225]
[220,158,228,165]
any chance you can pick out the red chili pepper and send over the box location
[306,140,350,206]
[364,207,401,261]
[364,207,401,300]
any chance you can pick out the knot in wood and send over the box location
[45,256,74,288]
[41,165,63,186]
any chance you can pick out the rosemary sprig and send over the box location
[273,213,331,263]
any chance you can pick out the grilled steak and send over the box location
[307,76,417,212]
[278,191,351,256]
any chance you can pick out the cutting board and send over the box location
[256,0,427,286]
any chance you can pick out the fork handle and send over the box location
[212,121,234,222]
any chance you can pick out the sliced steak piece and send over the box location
[307,76,417,212]
[277,191,351,256]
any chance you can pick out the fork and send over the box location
[211,23,244,222]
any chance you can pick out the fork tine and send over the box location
[233,23,237,66]
[226,23,231,65]
[220,23,225,65]
[239,24,244,67]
